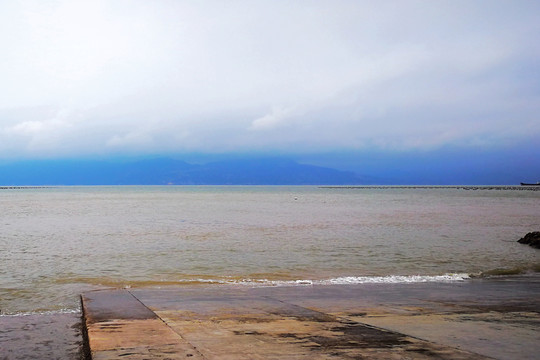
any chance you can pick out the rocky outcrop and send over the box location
[517,232,540,249]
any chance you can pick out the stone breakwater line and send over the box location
[1,185,537,190]
[321,185,540,191]
[0,186,52,189]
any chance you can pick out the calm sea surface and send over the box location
[1,186,539,314]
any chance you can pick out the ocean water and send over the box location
[1,186,539,315]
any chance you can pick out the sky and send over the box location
[0,1,539,181]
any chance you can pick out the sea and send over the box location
[1,185,539,316]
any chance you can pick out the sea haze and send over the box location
[1,142,539,186]
[0,157,370,186]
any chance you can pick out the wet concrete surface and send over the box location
[82,289,157,324]
[2,276,538,359]
[358,311,540,360]
[0,312,83,360]
[81,277,540,359]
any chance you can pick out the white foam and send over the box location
[0,308,81,317]
[320,274,470,284]
[217,273,470,287]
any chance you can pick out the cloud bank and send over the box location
[1,0,539,158]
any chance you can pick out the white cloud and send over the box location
[6,108,72,135]
[249,107,294,131]
[0,0,539,158]
[106,131,153,149]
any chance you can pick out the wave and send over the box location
[49,267,540,290]
[471,264,540,278]
[239,274,472,286]
[46,266,540,293]
[51,273,472,289]
[5,271,536,316]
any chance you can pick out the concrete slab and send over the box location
[0,313,82,360]
[82,290,157,323]
[359,312,540,360]
[82,282,536,359]
[81,290,201,359]
[157,310,484,360]
[81,277,540,359]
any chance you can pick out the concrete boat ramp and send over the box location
[81,277,540,359]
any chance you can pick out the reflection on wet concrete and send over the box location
[1,275,538,359]
[82,276,540,359]
[0,313,83,359]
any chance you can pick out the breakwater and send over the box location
[0,186,52,189]
[321,185,540,191]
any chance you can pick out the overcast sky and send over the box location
[1,0,539,160]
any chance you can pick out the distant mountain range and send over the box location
[0,157,370,185]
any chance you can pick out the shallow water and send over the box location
[1,186,539,314]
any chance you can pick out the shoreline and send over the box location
[3,275,538,359]
[82,276,540,359]
[2,272,539,315]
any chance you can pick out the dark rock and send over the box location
[517,232,540,249]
